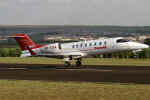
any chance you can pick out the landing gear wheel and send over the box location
[76,58,82,66]
[65,61,71,67]
[76,61,82,66]
[132,52,137,58]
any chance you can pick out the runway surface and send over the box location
[0,63,150,84]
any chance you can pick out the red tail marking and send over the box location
[13,33,40,51]
[26,46,36,55]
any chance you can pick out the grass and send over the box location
[0,57,150,66]
[0,80,150,100]
[0,57,150,100]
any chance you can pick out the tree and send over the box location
[0,48,9,57]
[144,38,150,45]
[0,47,21,57]
[9,48,21,57]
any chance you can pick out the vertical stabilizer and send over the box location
[13,33,39,51]
[12,33,41,57]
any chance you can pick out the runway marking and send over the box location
[7,68,28,70]
[0,67,113,72]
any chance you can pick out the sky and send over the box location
[0,0,150,26]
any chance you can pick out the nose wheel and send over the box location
[132,51,137,58]
[76,58,82,66]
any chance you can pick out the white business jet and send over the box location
[12,33,149,66]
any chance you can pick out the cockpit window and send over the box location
[117,39,130,43]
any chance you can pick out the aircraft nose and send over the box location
[142,44,149,49]
[129,42,149,50]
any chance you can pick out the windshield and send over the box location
[117,39,130,43]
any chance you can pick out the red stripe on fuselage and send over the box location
[80,46,107,52]
[95,46,107,50]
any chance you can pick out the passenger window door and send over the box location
[106,39,114,49]
[58,43,61,49]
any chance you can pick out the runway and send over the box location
[0,63,150,84]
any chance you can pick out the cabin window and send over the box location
[89,43,92,46]
[85,43,87,47]
[72,45,75,48]
[94,42,97,46]
[99,42,102,45]
[76,44,78,48]
[80,43,83,47]
[104,41,107,45]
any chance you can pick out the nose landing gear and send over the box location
[132,50,138,58]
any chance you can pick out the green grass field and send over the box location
[0,57,150,66]
[0,80,150,100]
[0,57,150,100]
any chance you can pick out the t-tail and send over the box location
[12,33,40,57]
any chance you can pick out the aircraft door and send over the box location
[58,43,62,50]
[107,39,115,49]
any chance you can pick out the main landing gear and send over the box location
[76,58,82,66]
[64,57,82,67]
[64,58,71,67]
[65,61,71,67]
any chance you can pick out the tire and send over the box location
[76,61,82,66]
[65,61,71,67]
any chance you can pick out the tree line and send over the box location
[0,47,150,59]
[0,47,21,57]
